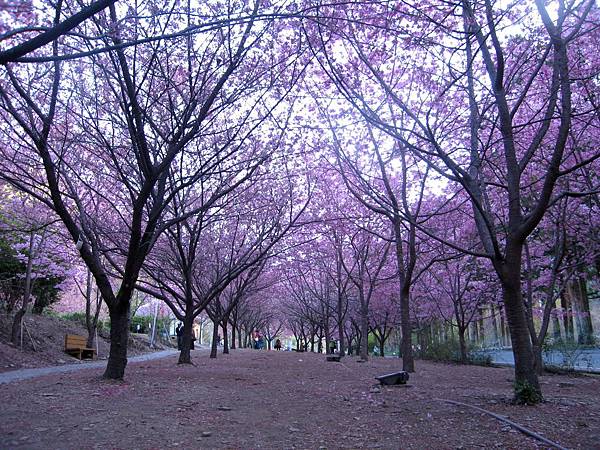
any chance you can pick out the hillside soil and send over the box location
[0,313,170,372]
[1,349,599,449]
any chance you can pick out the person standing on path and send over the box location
[329,340,337,354]
[176,323,183,350]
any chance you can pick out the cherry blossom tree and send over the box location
[0,0,307,378]
[306,0,599,402]
[0,190,72,344]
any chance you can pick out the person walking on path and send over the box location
[257,333,264,350]
[329,340,337,354]
[275,339,282,351]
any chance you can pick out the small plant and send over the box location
[42,309,60,318]
[513,380,543,405]
[60,311,87,325]
[468,352,493,366]
[542,338,587,372]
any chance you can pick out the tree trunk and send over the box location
[490,304,500,346]
[570,277,594,345]
[552,313,562,341]
[10,309,27,347]
[345,329,353,355]
[560,293,575,342]
[399,286,414,371]
[210,320,219,358]
[11,232,35,345]
[470,321,478,344]
[360,305,369,361]
[458,327,468,363]
[392,217,415,372]
[337,305,346,357]
[500,266,541,402]
[477,310,485,345]
[86,276,101,349]
[532,342,544,376]
[103,303,130,379]
[221,322,229,354]
[231,321,237,350]
[178,315,194,364]
[417,327,425,353]
[499,307,508,347]
[237,325,243,349]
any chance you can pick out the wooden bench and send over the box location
[64,334,96,360]
[375,371,409,385]
[326,354,341,362]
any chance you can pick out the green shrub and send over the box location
[417,339,462,362]
[56,312,107,332]
[418,340,493,366]
[61,312,87,325]
[130,315,153,333]
[469,352,493,366]
[42,309,60,318]
[542,338,589,372]
[513,380,543,405]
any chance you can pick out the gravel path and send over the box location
[0,349,186,384]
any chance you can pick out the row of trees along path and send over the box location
[0,0,598,404]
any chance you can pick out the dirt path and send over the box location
[0,348,182,384]
[1,350,599,449]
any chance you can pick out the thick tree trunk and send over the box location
[237,325,243,349]
[10,309,27,346]
[210,320,219,358]
[379,338,385,357]
[570,277,594,345]
[178,315,194,364]
[500,265,541,401]
[399,287,414,371]
[103,303,130,379]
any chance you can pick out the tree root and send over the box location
[435,398,568,450]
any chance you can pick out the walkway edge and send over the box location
[0,349,179,385]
